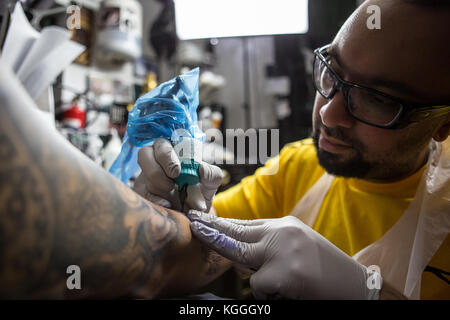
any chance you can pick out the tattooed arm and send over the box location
[0,64,231,299]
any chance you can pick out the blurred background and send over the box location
[0,0,362,298]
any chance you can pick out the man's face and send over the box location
[312,0,450,181]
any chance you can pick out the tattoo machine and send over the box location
[109,67,205,210]
[172,135,202,210]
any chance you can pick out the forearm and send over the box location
[0,67,231,299]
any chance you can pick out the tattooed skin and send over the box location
[0,72,231,299]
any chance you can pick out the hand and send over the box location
[133,138,223,212]
[187,211,382,300]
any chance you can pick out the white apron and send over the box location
[290,139,450,299]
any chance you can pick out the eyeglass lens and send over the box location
[314,55,402,126]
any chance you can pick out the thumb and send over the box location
[185,184,207,212]
[199,162,223,211]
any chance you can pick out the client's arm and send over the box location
[0,64,231,299]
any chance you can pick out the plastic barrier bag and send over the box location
[109,67,204,184]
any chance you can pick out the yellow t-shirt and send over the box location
[213,138,449,299]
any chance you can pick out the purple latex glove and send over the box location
[188,210,382,300]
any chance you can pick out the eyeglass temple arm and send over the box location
[407,105,450,122]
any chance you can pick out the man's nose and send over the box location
[319,90,355,129]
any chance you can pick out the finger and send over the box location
[146,193,173,209]
[133,173,148,198]
[188,210,267,227]
[190,221,261,267]
[199,162,223,211]
[187,210,266,243]
[137,146,177,193]
[133,173,175,208]
[153,138,181,179]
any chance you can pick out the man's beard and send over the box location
[311,115,432,180]
[311,121,373,178]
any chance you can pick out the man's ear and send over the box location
[433,115,450,142]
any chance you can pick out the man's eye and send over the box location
[368,94,391,105]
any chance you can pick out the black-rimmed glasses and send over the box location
[313,44,450,129]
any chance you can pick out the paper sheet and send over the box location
[1,2,39,73]
[0,3,85,100]
[16,26,72,80]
